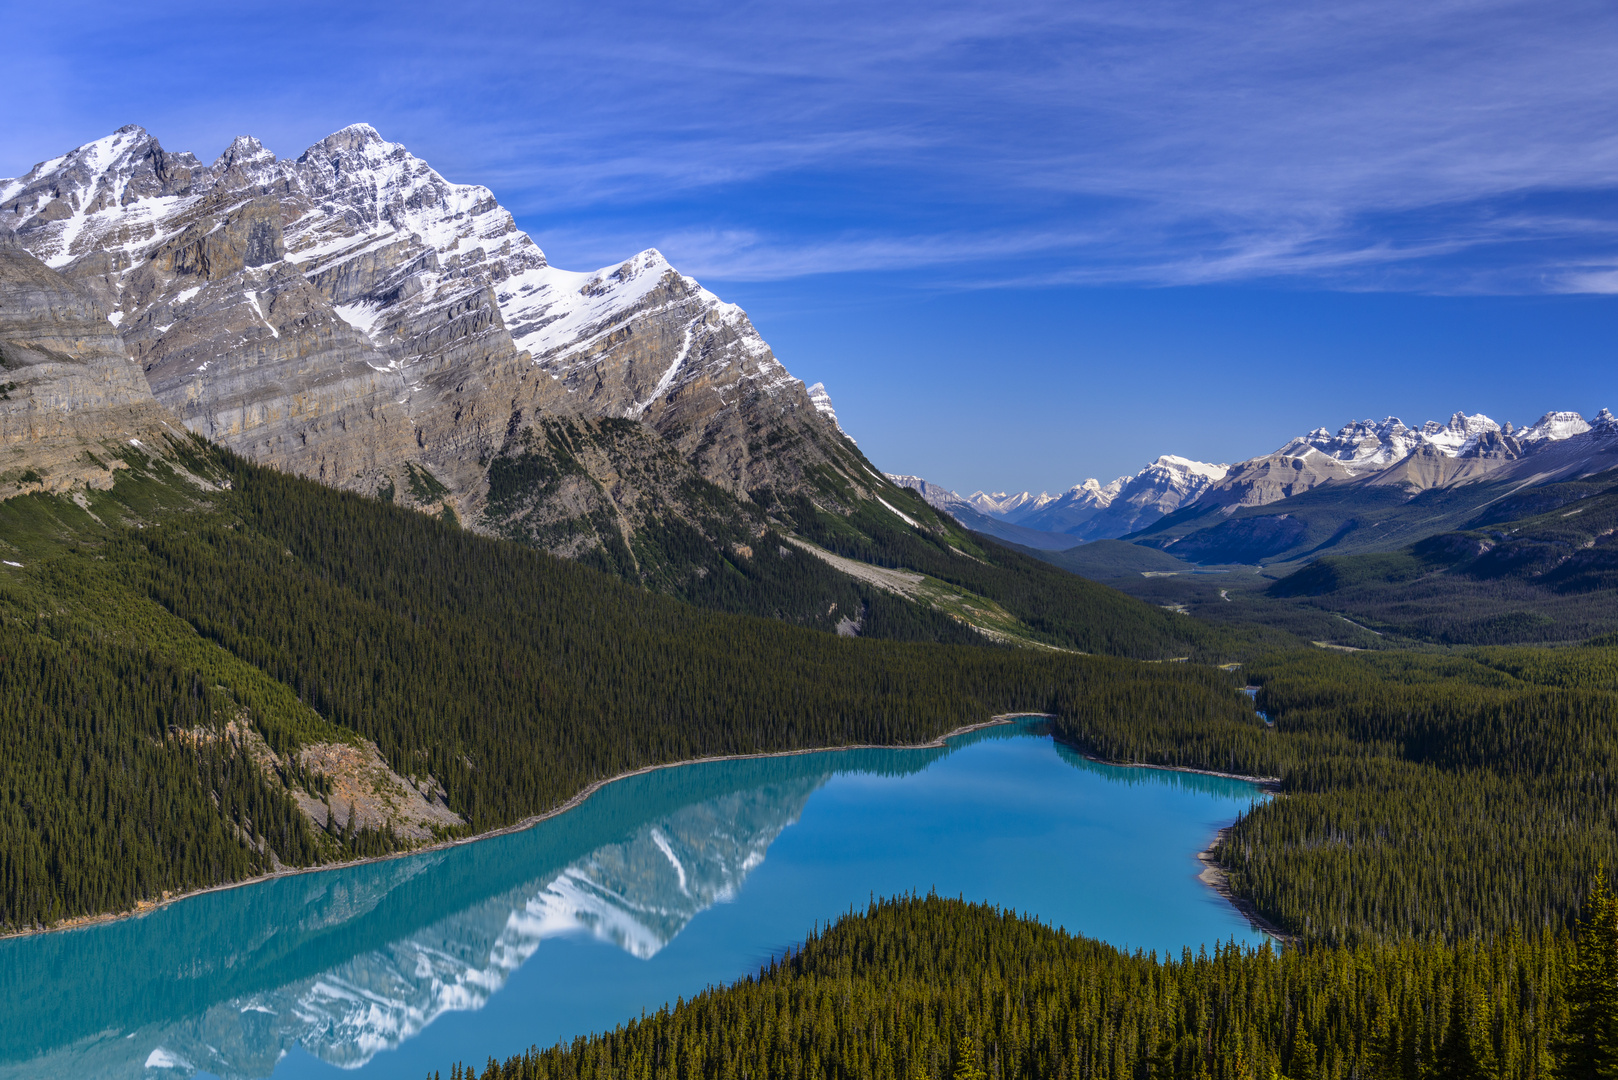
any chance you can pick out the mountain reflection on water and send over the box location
[0,739,958,1080]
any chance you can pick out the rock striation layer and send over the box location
[0,225,177,496]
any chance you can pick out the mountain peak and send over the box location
[307,123,390,160]
[1519,410,1591,442]
[1071,476,1126,502]
[1148,455,1229,483]
[603,249,672,285]
[213,135,275,170]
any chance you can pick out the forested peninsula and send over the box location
[438,890,1618,1080]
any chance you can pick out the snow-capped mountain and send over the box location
[884,475,1094,550]
[0,124,861,542]
[1283,410,1597,468]
[1518,410,1592,443]
[966,490,1057,518]
[1009,456,1227,540]
[886,474,971,514]
[976,479,1123,526]
[895,456,1225,548]
[1202,409,1605,509]
[1072,477,1128,509]
[1281,416,1425,471]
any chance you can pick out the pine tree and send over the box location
[953,1037,986,1080]
[1289,1025,1319,1080]
[1435,985,1496,1080]
[1559,874,1618,1080]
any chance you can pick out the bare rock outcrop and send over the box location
[1196,449,1358,510]
[0,225,177,496]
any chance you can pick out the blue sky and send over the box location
[6,0,1618,493]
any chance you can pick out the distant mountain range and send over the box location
[893,408,1618,557]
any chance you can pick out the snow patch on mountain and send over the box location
[333,301,385,343]
[1418,412,1501,457]
[807,383,853,441]
[1150,455,1229,487]
[500,253,670,368]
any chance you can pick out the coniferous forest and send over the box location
[1051,647,1618,944]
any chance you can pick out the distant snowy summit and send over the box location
[892,455,1229,545]
[896,407,1618,546]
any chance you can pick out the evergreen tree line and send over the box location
[434,892,1618,1080]
[629,513,988,647]
[1050,648,1618,944]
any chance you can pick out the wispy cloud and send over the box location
[537,225,1114,282]
[7,0,1618,293]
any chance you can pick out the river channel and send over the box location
[0,719,1267,1080]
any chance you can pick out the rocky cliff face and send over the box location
[1,125,858,562]
[0,225,177,496]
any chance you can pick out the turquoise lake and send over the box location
[0,720,1267,1080]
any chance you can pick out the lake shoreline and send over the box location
[4,712,1052,941]
[1049,735,1290,944]
[1196,827,1296,945]
[1057,740,1283,792]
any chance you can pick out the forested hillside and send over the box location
[1053,646,1618,943]
[1265,467,1618,645]
[778,483,1259,658]
[436,892,1613,1080]
[0,439,1254,932]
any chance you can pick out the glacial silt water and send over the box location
[0,721,1266,1080]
